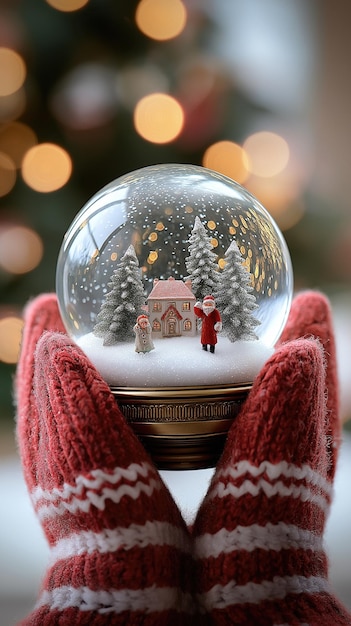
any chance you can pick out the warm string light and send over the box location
[0,153,16,197]
[243,131,290,178]
[0,48,26,97]
[0,88,26,123]
[0,47,27,122]
[0,122,37,168]
[45,0,89,11]
[0,48,72,197]
[0,124,71,196]
[21,143,72,192]
[0,122,38,197]
[203,141,250,184]
[135,0,187,41]
[0,315,24,364]
[133,0,187,147]
[0,225,44,274]
[246,174,305,231]
[134,93,184,144]
[201,131,303,231]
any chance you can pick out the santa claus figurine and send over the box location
[194,295,222,353]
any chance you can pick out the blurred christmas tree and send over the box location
[0,0,346,421]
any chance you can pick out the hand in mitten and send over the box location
[15,294,194,626]
[192,291,351,625]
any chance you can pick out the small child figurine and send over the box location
[194,295,222,353]
[133,314,155,353]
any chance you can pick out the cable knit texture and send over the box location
[192,292,351,625]
[16,295,194,625]
[15,291,351,625]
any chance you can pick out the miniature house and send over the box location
[147,277,196,338]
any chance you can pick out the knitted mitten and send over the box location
[16,294,194,625]
[192,291,351,625]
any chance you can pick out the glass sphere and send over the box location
[57,162,292,365]
[57,163,293,470]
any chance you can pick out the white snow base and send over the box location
[77,333,273,387]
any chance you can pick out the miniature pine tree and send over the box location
[185,216,218,300]
[214,240,260,342]
[93,245,146,345]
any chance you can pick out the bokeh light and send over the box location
[0,225,43,274]
[0,88,26,123]
[134,93,184,143]
[0,316,24,364]
[243,131,290,178]
[202,140,250,183]
[45,0,89,11]
[135,0,186,41]
[21,143,72,192]
[50,63,118,130]
[246,173,305,231]
[0,48,26,97]
[0,153,16,196]
[0,122,37,168]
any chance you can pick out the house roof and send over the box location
[161,304,183,321]
[148,277,195,300]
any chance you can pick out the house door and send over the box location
[167,317,177,335]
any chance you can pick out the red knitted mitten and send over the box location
[192,291,351,625]
[16,295,194,625]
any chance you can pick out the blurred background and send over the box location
[0,0,351,623]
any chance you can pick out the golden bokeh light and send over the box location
[243,131,290,178]
[134,93,184,144]
[0,225,43,274]
[0,152,16,196]
[22,143,72,192]
[135,0,186,41]
[0,88,26,123]
[45,0,89,11]
[0,316,24,364]
[203,140,250,184]
[0,122,37,168]
[246,174,305,230]
[147,250,159,264]
[0,48,26,97]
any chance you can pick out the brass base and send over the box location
[111,383,252,470]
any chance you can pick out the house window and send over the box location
[182,301,191,311]
[183,319,192,331]
[153,301,162,312]
[152,319,161,331]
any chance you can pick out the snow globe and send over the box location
[56,163,293,471]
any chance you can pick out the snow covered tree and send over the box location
[185,216,219,300]
[93,245,146,345]
[214,240,260,342]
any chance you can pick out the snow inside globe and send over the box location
[56,163,293,471]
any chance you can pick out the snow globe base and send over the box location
[111,382,251,469]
